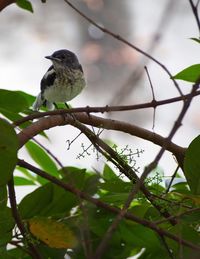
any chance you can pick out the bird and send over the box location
[32,49,86,111]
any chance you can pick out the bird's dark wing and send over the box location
[41,65,56,92]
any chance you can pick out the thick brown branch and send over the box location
[0,0,15,11]
[17,113,185,167]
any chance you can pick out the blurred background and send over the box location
[1,0,200,199]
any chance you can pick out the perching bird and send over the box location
[32,49,86,111]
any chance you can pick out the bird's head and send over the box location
[45,49,80,69]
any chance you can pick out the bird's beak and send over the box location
[45,56,61,62]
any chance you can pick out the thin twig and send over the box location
[189,0,200,35]
[7,177,42,259]
[165,165,180,193]
[159,234,175,259]
[110,0,178,105]
[64,0,183,96]
[151,193,192,209]
[79,202,93,259]
[196,0,200,8]
[33,137,64,168]
[94,185,137,258]
[155,207,200,225]
[144,66,156,130]
[13,89,200,127]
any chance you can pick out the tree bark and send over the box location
[0,0,15,12]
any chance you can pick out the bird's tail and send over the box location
[32,93,55,111]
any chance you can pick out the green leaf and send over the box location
[190,37,200,44]
[0,207,15,245]
[62,167,101,197]
[15,91,35,107]
[19,183,54,219]
[101,164,132,193]
[181,208,200,223]
[118,222,169,258]
[0,186,7,210]
[61,167,100,195]
[19,182,78,219]
[14,176,35,186]
[34,245,66,259]
[0,248,8,259]
[172,64,200,83]
[119,223,162,250]
[144,206,161,221]
[40,183,78,216]
[25,141,58,178]
[0,109,22,123]
[0,89,29,114]
[129,204,150,218]
[0,119,18,185]
[16,166,37,183]
[61,167,86,189]
[16,0,33,13]
[100,193,129,205]
[184,135,200,194]
[103,164,118,180]
[4,247,28,258]
[82,173,100,195]
[171,181,189,193]
[99,180,132,193]
[169,223,200,258]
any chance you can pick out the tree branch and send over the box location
[7,176,42,259]
[17,159,200,252]
[64,0,182,96]
[13,89,200,127]
[0,0,15,11]
[188,0,200,35]
[17,113,185,167]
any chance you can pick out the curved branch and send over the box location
[0,0,15,11]
[17,113,185,167]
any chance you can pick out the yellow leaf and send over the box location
[28,217,77,248]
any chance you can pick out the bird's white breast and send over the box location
[43,69,86,103]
